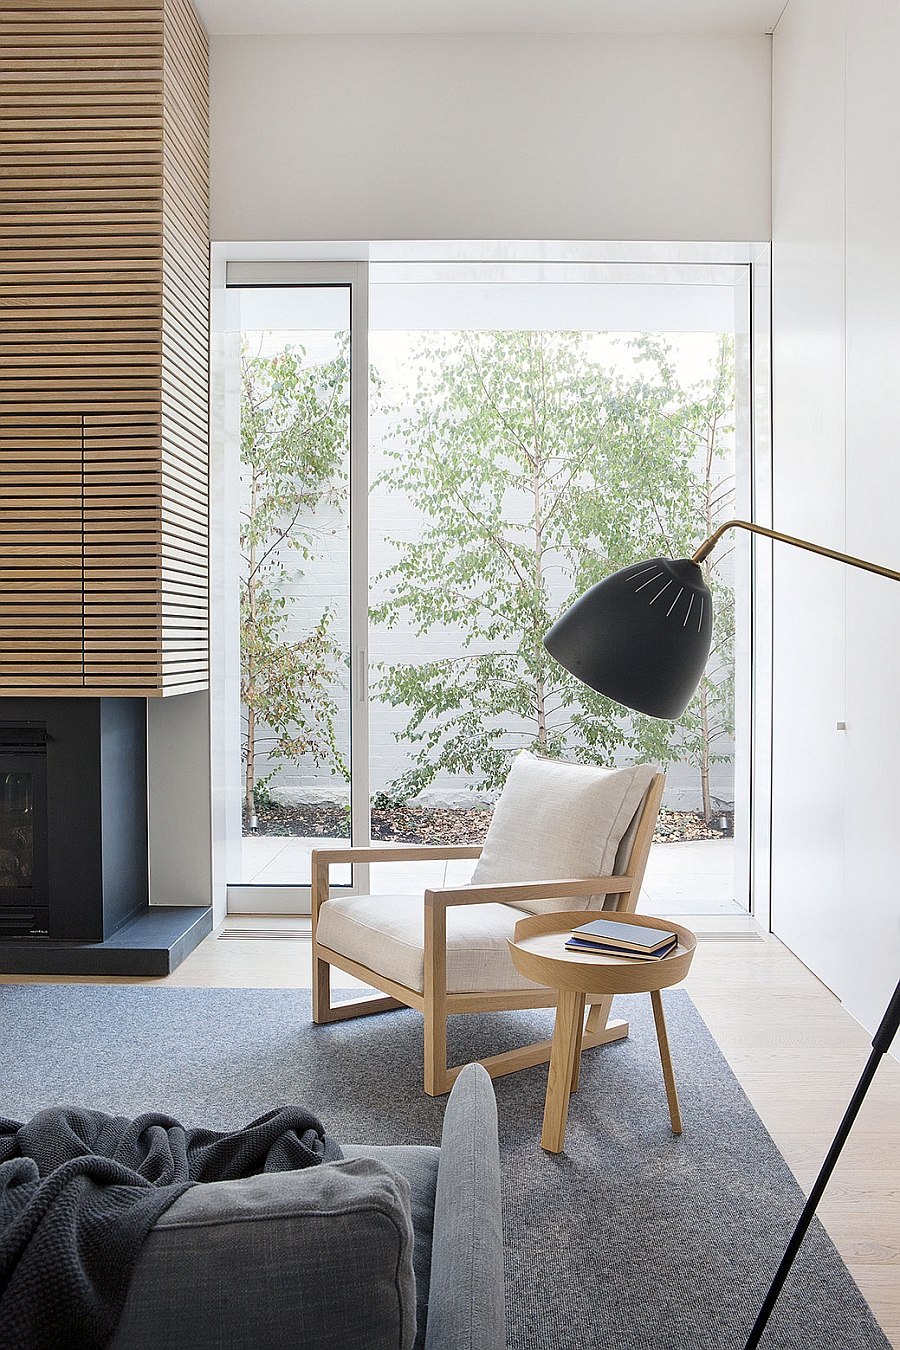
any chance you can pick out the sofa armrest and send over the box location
[426,1063,505,1350]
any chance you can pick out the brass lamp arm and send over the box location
[691,517,900,584]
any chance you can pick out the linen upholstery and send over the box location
[112,1159,417,1350]
[425,1062,504,1350]
[316,894,538,994]
[342,1145,438,1350]
[470,752,657,913]
[112,1064,503,1350]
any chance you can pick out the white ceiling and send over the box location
[196,0,787,37]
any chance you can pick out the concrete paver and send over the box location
[240,835,741,916]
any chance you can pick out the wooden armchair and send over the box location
[312,759,665,1096]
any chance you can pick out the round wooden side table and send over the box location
[508,910,697,1154]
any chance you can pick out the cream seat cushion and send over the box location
[471,752,657,913]
[315,894,539,995]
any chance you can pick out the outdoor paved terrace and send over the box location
[239,835,740,916]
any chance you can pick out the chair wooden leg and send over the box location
[311,854,333,1025]
[423,897,451,1096]
[312,949,404,1025]
[432,1015,629,1088]
[424,999,452,1096]
[312,948,332,1024]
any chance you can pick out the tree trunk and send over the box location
[531,339,549,751]
[699,680,712,823]
[245,704,256,819]
[699,382,719,821]
[244,468,259,820]
[535,669,549,751]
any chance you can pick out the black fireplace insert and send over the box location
[0,723,49,936]
[0,699,149,944]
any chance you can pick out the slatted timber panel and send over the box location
[158,0,208,694]
[0,417,85,687]
[84,411,164,689]
[0,0,209,697]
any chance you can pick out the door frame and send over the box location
[218,261,370,913]
[210,243,768,923]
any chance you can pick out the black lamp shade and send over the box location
[543,558,713,719]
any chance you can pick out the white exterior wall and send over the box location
[771,0,900,1041]
[209,33,771,243]
[258,486,737,812]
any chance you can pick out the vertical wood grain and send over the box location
[540,988,585,1153]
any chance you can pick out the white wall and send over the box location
[210,33,771,242]
[771,0,900,1039]
[147,692,214,913]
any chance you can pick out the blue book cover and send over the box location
[565,935,677,960]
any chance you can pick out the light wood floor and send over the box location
[689,935,900,1348]
[3,923,898,1346]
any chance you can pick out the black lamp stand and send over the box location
[743,975,900,1348]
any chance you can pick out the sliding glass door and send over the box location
[224,264,368,903]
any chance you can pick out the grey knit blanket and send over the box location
[0,1103,342,1349]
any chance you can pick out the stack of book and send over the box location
[565,917,677,960]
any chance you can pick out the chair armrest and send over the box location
[311,845,484,923]
[426,1064,505,1350]
[424,875,633,908]
[311,844,483,866]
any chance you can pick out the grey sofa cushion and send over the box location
[111,1158,417,1350]
[343,1144,439,1350]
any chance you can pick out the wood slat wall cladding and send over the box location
[0,0,209,697]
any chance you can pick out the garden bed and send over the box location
[244,802,731,844]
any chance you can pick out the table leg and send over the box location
[650,988,682,1135]
[541,988,584,1153]
[585,994,613,1035]
[570,992,586,1092]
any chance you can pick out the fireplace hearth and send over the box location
[0,698,210,975]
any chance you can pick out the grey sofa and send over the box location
[111,1063,505,1350]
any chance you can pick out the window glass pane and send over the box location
[367,262,747,913]
[237,285,351,888]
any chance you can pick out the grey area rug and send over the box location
[0,985,889,1350]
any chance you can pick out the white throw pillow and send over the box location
[470,752,657,913]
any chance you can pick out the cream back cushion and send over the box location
[470,753,657,914]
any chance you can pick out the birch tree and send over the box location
[669,334,736,821]
[240,338,350,820]
[370,330,714,799]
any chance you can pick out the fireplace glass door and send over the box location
[0,726,49,932]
